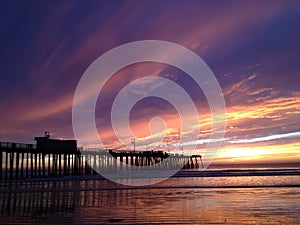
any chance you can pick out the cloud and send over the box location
[229,131,300,144]
[180,137,228,146]
[1,1,300,165]
[19,94,73,121]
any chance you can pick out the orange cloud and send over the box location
[18,94,73,121]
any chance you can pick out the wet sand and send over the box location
[0,176,300,224]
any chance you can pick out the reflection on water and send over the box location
[0,179,300,224]
[1,174,300,194]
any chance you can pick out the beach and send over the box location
[1,165,300,224]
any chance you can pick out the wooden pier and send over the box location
[0,141,202,181]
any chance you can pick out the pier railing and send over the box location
[0,142,35,150]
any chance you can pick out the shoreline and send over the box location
[1,168,300,184]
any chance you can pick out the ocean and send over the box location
[1,164,300,224]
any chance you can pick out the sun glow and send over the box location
[219,147,271,160]
[217,141,300,163]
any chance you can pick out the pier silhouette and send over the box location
[0,134,203,180]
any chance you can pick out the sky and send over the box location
[0,0,300,164]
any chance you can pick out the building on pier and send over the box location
[34,132,78,154]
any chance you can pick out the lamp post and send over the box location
[132,138,136,153]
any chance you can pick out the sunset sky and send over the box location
[0,1,299,164]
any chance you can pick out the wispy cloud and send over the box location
[1,1,300,164]
[229,131,300,144]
